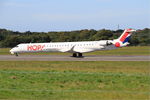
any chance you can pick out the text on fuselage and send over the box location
[27,45,45,51]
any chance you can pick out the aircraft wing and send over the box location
[59,45,103,53]
[59,45,76,53]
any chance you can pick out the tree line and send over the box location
[0,28,149,47]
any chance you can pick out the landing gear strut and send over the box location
[15,53,18,56]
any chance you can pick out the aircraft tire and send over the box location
[78,53,83,57]
[72,53,77,57]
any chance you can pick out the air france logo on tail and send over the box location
[119,29,132,43]
[115,29,135,47]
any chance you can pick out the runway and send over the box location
[0,55,149,61]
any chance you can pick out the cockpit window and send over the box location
[15,45,19,48]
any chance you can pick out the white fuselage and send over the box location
[9,29,136,57]
[10,40,116,54]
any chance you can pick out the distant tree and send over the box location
[24,31,32,35]
[69,31,80,41]
[92,29,113,40]
[0,34,4,41]
[79,29,91,41]
[1,35,20,47]
[0,28,149,47]
[88,29,97,40]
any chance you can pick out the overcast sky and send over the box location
[0,0,149,32]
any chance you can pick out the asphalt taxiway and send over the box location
[0,55,149,61]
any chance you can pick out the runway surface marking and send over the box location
[0,55,149,61]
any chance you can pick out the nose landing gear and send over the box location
[15,53,18,56]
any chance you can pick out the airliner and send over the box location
[10,29,136,57]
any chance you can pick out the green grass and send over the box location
[0,61,149,100]
[0,46,149,55]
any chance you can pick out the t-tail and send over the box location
[113,29,136,47]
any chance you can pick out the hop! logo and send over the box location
[27,45,45,51]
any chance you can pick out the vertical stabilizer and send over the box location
[114,29,136,47]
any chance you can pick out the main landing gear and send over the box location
[72,53,83,57]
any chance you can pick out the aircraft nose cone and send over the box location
[10,48,14,54]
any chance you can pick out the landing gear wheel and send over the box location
[72,53,77,57]
[78,53,83,57]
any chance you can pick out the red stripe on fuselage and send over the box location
[120,32,129,42]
